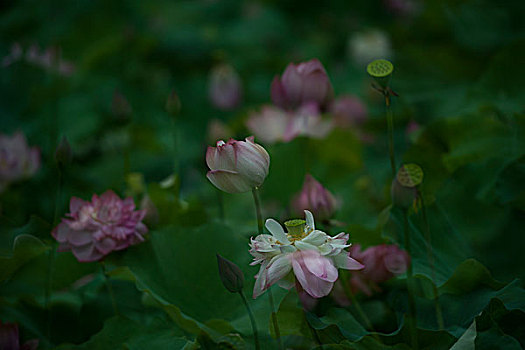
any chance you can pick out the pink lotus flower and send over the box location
[291,174,338,221]
[347,244,410,296]
[206,136,270,193]
[0,321,39,350]
[246,104,333,145]
[250,210,363,298]
[209,64,243,110]
[0,132,40,193]
[52,190,148,262]
[271,59,334,110]
[329,95,368,128]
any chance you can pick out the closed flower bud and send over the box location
[291,174,338,221]
[206,136,270,193]
[208,64,242,110]
[271,59,334,110]
[165,89,181,117]
[54,136,72,169]
[329,95,368,128]
[216,254,245,293]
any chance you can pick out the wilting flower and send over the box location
[347,244,410,296]
[246,104,333,145]
[0,321,39,350]
[250,210,363,298]
[291,174,338,221]
[348,30,392,67]
[206,136,270,193]
[329,95,368,128]
[52,190,148,262]
[209,64,243,110]
[0,132,40,193]
[271,59,334,110]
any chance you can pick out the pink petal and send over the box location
[67,230,93,246]
[72,243,103,262]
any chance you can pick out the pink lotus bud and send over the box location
[291,174,338,221]
[206,136,269,193]
[346,244,410,296]
[51,190,148,262]
[0,321,39,350]
[0,132,40,193]
[329,95,368,128]
[208,64,242,110]
[271,59,334,110]
[216,254,245,293]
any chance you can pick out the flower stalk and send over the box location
[100,261,119,316]
[239,290,260,350]
[403,210,418,350]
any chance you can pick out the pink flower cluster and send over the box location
[0,132,40,192]
[52,190,148,262]
[348,244,410,296]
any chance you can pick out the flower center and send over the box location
[284,219,311,242]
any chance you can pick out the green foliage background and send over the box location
[1,0,524,348]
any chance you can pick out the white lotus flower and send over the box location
[249,210,363,298]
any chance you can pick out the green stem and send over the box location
[251,187,263,235]
[268,288,284,350]
[239,291,260,350]
[385,94,396,178]
[171,118,179,176]
[100,261,119,316]
[403,210,419,350]
[217,190,225,222]
[420,194,444,330]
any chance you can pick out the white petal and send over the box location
[301,230,328,246]
[265,219,290,244]
[295,240,319,251]
[304,210,315,230]
[266,254,292,287]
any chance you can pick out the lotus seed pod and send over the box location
[396,163,423,188]
[367,59,394,89]
[284,219,306,237]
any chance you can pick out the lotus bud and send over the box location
[165,89,181,117]
[329,95,368,128]
[206,136,270,193]
[271,58,334,110]
[291,174,338,221]
[208,64,242,110]
[54,136,72,169]
[216,254,245,293]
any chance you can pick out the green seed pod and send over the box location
[284,219,306,237]
[216,254,245,293]
[367,59,394,89]
[396,163,424,188]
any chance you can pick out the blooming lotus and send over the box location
[206,136,270,193]
[249,210,363,298]
[271,59,334,110]
[245,104,333,145]
[291,174,338,221]
[0,132,40,193]
[52,190,148,262]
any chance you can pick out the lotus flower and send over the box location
[206,136,270,193]
[291,174,338,221]
[250,210,363,298]
[329,95,368,128]
[209,64,242,110]
[246,104,333,145]
[347,244,410,296]
[0,321,39,350]
[0,132,40,193]
[271,59,334,110]
[52,190,148,262]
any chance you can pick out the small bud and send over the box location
[367,59,394,89]
[165,90,181,117]
[216,254,244,293]
[54,136,72,168]
[112,89,132,120]
[284,219,306,237]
